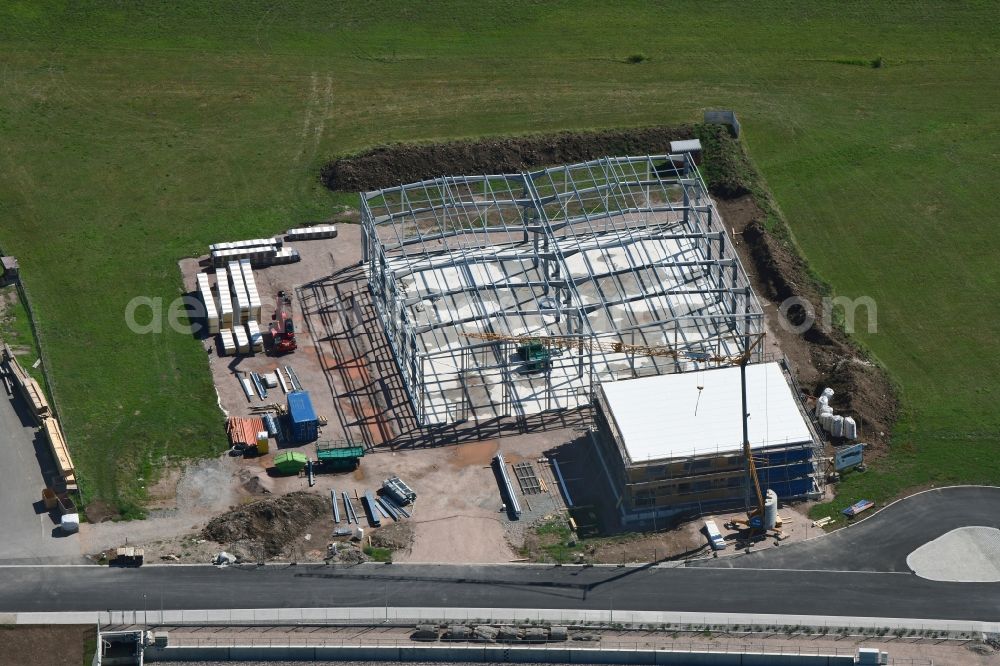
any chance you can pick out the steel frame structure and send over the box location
[361,154,765,426]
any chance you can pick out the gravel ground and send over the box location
[906,526,1000,582]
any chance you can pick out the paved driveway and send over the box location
[0,381,82,564]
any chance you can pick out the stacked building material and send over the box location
[2,344,49,418]
[239,259,263,321]
[2,345,75,490]
[227,262,249,325]
[286,224,337,240]
[216,272,234,327]
[226,416,266,448]
[210,237,283,253]
[219,329,237,356]
[210,237,283,268]
[195,273,220,334]
[246,320,264,353]
[233,326,250,354]
[272,247,300,265]
[42,418,76,489]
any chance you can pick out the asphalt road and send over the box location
[691,486,1000,573]
[1,561,998,621]
[0,383,82,564]
[0,487,998,621]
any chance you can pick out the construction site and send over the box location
[155,147,858,564]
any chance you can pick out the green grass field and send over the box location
[1,2,997,514]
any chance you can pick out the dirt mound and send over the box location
[201,491,328,557]
[322,125,725,192]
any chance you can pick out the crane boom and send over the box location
[463,329,769,528]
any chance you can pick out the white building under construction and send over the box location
[360,154,819,518]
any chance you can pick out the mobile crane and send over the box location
[463,329,772,534]
[270,290,297,354]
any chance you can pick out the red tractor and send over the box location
[270,291,297,354]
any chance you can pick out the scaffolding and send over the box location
[361,154,765,426]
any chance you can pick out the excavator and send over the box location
[270,290,297,354]
[463,329,774,535]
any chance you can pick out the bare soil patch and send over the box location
[322,125,704,192]
[0,625,91,666]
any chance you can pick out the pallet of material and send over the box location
[286,225,337,240]
[210,237,282,253]
[195,273,220,334]
[219,329,237,356]
[226,416,266,448]
[211,246,277,268]
[42,417,76,485]
[2,344,50,419]
[246,321,264,353]
[239,260,263,321]
[227,262,249,325]
[215,274,234,327]
[233,326,251,354]
[271,247,300,265]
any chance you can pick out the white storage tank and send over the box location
[763,489,778,530]
[844,416,858,440]
[821,387,835,399]
[815,394,829,416]
[831,415,845,438]
[820,412,834,432]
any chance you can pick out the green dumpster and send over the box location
[273,451,308,475]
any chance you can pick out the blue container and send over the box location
[287,390,318,443]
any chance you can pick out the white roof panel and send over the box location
[669,138,702,153]
[600,361,812,463]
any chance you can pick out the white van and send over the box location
[704,520,726,550]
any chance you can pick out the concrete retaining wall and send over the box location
[145,644,855,665]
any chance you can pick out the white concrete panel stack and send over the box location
[272,247,301,264]
[286,224,337,240]
[195,273,220,334]
[216,272,234,327]
[209,237,282,252]
[233,325,250,355]
[219,329,237,356]
[239,259,263,321]
[247,320,264,353]
[209,237,283,268]
[227,261,249,325]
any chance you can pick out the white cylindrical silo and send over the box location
[822,387,835,399]
[831,415,845,438]
[820,404,833,417]
[820,412,834,432]
[844,416,858,440]
[763,489,778,530]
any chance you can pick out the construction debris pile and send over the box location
[201,491,328,557]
